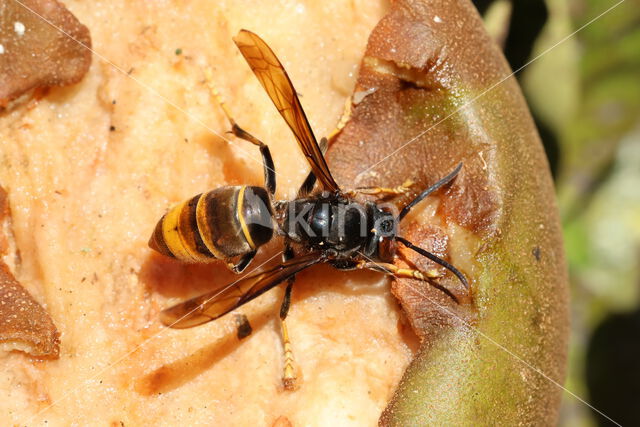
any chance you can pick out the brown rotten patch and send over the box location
[0,0,91,107]
[0,262,60,358]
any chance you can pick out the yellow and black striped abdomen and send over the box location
[149,186,274,263]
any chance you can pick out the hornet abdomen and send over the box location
[149,186,274,262]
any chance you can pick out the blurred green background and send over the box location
[474,0,640,425]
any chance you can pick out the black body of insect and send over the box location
[149,29,468,388]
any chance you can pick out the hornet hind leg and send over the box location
[279,244,299,390]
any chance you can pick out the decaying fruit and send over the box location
[0,0,567,424]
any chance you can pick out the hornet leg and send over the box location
[357,261,442,281]
[205,68,276,196]
[279,245,299,390]
[326,97,352,141]
[296,138,328,197]
[357,260,462,303]
[229,250,257,274]
[345,179,415,198]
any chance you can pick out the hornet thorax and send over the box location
[274,193,397,262]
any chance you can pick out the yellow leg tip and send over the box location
[282,359,302,391]
[280,320,300,391]
[203,67,234,124]
[426,268,441,278]
[282,367,298,391]
[283,378,297,391]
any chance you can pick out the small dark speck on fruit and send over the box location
[175,48,182,55]
[235,313,253,339]
[532,246,541,262]
[110,126,116,132]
